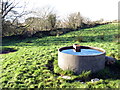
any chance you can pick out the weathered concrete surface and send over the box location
[58,46,106,74]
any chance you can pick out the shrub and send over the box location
[33,32,44,38]
[47,14,57,30]
[65,12,83,29]
[2,21,26,37]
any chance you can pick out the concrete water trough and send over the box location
[58,44,106,74]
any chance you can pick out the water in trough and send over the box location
[61,49,103,55]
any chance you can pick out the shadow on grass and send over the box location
[48,60,120,84]
[0,47,18,54]
[2,34,117,46]
[90,60,120,80]
[2,23,118,46]
[57,60,120,83]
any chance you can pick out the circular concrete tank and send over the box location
[58,45,106,74]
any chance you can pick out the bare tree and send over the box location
[33,6,55,19]
[26,6,57,31]
[47,13,57,30]
[1,0,28,23]
[82,17,91,25]
[65,12,82,29]
[1,0,30,37]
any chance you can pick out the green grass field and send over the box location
[1,23,120,88]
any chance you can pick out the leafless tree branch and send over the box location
[1,0,29,23]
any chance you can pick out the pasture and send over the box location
[1,23,120,88]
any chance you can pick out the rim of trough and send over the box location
[58,45,106,56]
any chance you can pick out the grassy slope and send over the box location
[1,24,120,88]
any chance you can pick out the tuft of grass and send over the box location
[73,71,91,81]
[76,36,86,42]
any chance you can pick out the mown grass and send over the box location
[1,23,120,88]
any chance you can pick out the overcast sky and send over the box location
[20,0,119,21]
